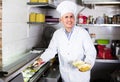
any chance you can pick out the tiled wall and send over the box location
[0,0,2,67]
[2,0,44,67]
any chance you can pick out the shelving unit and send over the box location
[82,0,120,5]
[27,2,59,25]
[77,0,120,27]
[77,24,120,27]
[27,2,56,9]
[96,59,120,63]
[0,52,51,82]
[27,22,59,25]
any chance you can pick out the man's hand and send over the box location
[33,58,44,67]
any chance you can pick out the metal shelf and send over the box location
[27,22,45,24]
[27,2,56,9]
[27,22,59,25]
[82,0,120,5]
[96,59,120,63]
[77,24,120,27]
[78,0,120,9]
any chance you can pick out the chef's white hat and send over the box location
[56,1,77,17]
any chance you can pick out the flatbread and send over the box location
[72,61,91,72]
[72,61,85,67]
[78,64,91,72]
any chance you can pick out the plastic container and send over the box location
[38,0,48,3]
[30,0,38,2]
[36,13,45,23]
[96,39,110,45]
[29,13,36,22]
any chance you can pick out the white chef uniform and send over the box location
[40,1,96,82]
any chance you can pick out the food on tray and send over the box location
[78,63,91,72]
[72,60,91,72]
[72,60,85,67]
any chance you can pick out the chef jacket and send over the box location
[40,26,96,82]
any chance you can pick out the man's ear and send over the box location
[59,18,62,23]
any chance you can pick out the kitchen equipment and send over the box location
[116,47,120,60]
[22,62,47,82]
[111,69,120,82]
[48,0,54,4]
[40,65,60,82]
[116,41,120,60]
[81,0,120,4]
[96,16,104,24]
[111,40,120,58]
[90,33,96,43]
[97,39,110,45]
[0,52,51,82]
[45,18,59,23]
[29,13,36,22]
[111,40,117,57]
[78,14,87,24]
[9,73,24,82]
[36,13,45,23]
[97,45,113,59]
[39,27,56,48]
[112,14,120,24]
[30,0,38,3]
[38,0,48,3]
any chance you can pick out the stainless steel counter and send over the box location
[40,65,60,82]
[91,60,120,81]
[0,51,44,82]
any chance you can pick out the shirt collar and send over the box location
[63,25,75,33]
[63,26,75,40]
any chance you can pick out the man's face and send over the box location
[60,13,75,29]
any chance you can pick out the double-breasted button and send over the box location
[67,53,70,55]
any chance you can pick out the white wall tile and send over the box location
[3,0,28,23]
[2,39,28,66]
[2,23,28,43]
[2,0,44,67]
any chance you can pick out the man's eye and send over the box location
[70,16,73,18]
[65,16,68,18]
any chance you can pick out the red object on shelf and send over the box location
[97,45,113,59]
[78,14,87,24]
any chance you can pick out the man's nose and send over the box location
[68,17,71,21]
